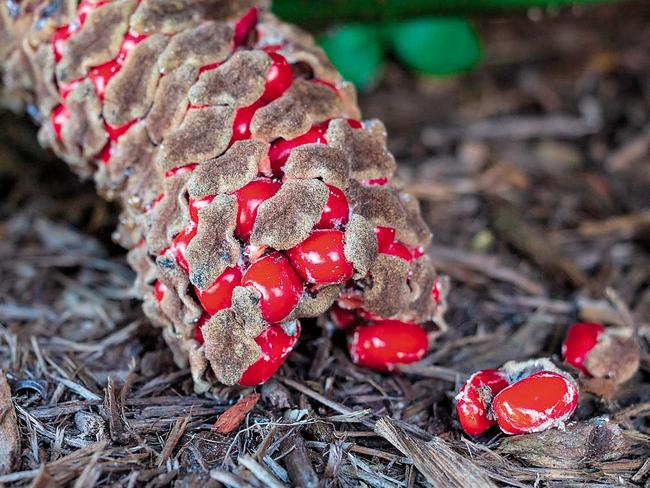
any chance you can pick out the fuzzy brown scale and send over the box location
[0,0,448,391]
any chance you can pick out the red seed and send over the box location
[456,369,509,436]
[346,119,363,129]
[232,178,281,241]
[230,98,266,144]
[233,7,258,47]
[492,371,579,435]
[164,163,198,178]
[561,322,605,375]
[287,229,354,284]
[315,185,349,229]
[268,121,328,175]
[52,25,73,62]
[374,226,396,251]
[431,279,441,304]
[153,280,167,304]
[189,195,216,224]
[51,104,71,141]
[87,60,120,99]
[241,252,303,323]
[363,177,389,186]
[261,52,293,103]
[238,321,301,386]
[169,224,197,273]
[195,266,242,316]
[97,143,112,165]
[379,240,412,261]
[104,118,137,142]
[347,320,429,372]
[329,305,358,330]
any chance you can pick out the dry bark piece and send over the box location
[103,33,168,127]
[203,310,261,385]
[283,143,350,189]
[188,140,267,197]
[61,79,108,159]
[251,79,341,141]
[158,20,232,72]
[584,334,640,384]
[251,179,329,250]
[146,64,198,144]
[375,417,496,488]
[363,254,412,318]
[185,194,239,290]
[498,418,636,469]
[57,1,136,82]
[130,0,256,35]
[189,50,270,108]
[326,118,396,181]
[159,105,234,172]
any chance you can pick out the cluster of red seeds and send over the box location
[457,320,641,436]
[50,3,439,386]
[456,362,579,436]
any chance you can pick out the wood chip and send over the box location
[375,417,497,488]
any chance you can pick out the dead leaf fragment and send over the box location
[212,393,260,434]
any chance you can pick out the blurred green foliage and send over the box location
[318,18,481,89]
[273,0,618,89]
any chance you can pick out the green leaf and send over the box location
[317,25,384,90]
[387,17,482,76]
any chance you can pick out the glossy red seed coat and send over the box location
[153,280,167,304]
[238,321,301,386]
[261,52,293,102]
[105,119,137,142]
[287,230,354,284]
[170,224,197,273]
[363,177,389,186]
[241,252,303,323]
[561,322,605,375]
[329,305,358,330]
[348,321,429,372]
[268,122,328,174]
[374,226,396,251]
[315,185,349,229]
[51,104,71,141]
[233,179,281,241]
[164,163,198,178]
[230,98,266,144]
[456,369,509,436]
[492,371,579,435]
[195,266,243,315]
[189,195,216,224]
[380,241,412,261]
[233,7,258,47]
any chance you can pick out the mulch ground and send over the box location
[1,2,649,486]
